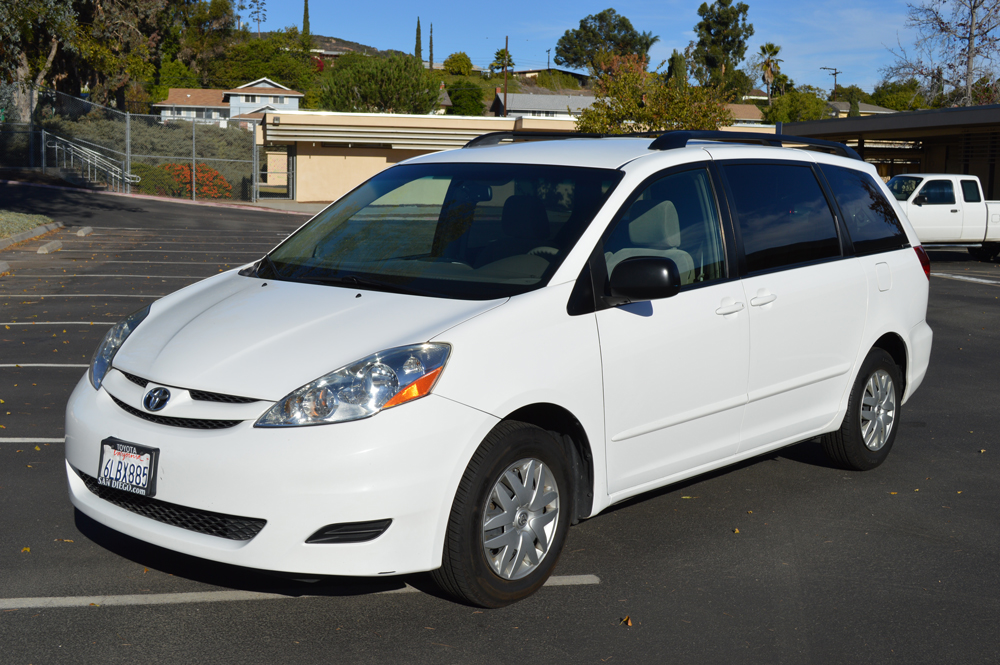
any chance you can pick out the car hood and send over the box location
[113,271,506,401]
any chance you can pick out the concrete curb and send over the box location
[37,239,63,254]
[0,179,314,215]
[0,221,65,253]
[0,260,9,274]
[76,226,94,237]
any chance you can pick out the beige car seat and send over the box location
[606,200,696,284]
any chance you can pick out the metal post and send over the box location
[252,121,258,203]
[41,129,46,172]
[125,112,131,195]
[28,86,35,168]
[192,119,196,201]
[503,36,508,118]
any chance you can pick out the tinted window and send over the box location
[603,168,726,287]
[723,163,840,273]
[961,180,982,203]
[820,165,908,256]
[887,176,923,201]
[918,180,956,204]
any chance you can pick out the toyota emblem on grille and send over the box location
[143,387,171,412]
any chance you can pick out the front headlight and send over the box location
[89,305,151,389]
[255,343,451,427]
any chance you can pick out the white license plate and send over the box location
[97,438,159,497]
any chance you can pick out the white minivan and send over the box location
[65,131,933,607]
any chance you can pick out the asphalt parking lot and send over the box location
[0,183,998,664]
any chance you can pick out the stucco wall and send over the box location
[295,144,434,202]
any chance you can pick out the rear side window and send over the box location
[723,163,840,273]
[820,164,909,256]
[961,180,982,203]
[918,180,956,204]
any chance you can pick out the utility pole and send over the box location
[504,35,508,117]
[546,49,551,70]
[821,67,842,98]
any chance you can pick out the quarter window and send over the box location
[603,168,726,286]
[820,165,908,256]
[918,180,956,204]
[723,163,840,273]
[961,180,982,203]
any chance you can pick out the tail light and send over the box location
[914,246,930,280]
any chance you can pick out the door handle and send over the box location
[951,209,959,213]
[715,301,745,315]
[750,293,777,307]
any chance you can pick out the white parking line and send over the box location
[0,437,65,443]
[0,575,600,610]
[0,363,88,368]
[932,273,1000,286]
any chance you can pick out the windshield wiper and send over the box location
[301,273,435,297]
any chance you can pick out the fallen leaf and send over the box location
[915,489,919,492]
[733,528,740,534]
[957,491,962,494]
[21,547,29,553]
[34,446,41,451]
[747,510,752,514]
[620,615,632,626]
[890,492,898,495]
[981,450,986,454]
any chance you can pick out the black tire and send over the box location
[432,421,572,608]
[822,348,903,471]
[968,243,1000,262]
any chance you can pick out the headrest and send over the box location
[501,195,549,240]
[628,200,680,247]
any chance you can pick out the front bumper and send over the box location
[65,374,499,576]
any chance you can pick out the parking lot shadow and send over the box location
[74,509,448,601]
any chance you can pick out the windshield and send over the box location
[886,176,923,202]
[264,162,623,299]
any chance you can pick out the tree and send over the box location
[415,17,422,61]
[248,0,266,39]
[302,0,309,37]
[150,58,199,102]
[443,51,473,76]
[205,28,315,100]
[689,0,754,87]
[318,53,438,114]
[554,8,643,73]
[178,0,239,85]
[576,54,733,133]
[884,0,1000,106]
[762,86,831,123]
[0,0,76,118]
[429,23,433,70]
[666,49,687,86]
[871,78,928,110]
[446,82,484,116]
[637,30,661,57]
[490,47,514,75]
[755,42,782,104]
[830,84,873,106]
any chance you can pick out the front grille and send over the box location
[121,370,149,388]
[110,395,242,430]
[190,389,259,404]
[117,369,258,404]
[75,467,266,541]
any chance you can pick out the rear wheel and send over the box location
[432,421,572,608]
[822,348,903,470]
[968,243,1000,261]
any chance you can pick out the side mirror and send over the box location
[609,256,680,303]
[913,194,926,206]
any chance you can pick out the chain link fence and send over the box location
[0,83,259,203]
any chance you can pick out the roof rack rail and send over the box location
[464,131,608,148]
[648,130,862,160]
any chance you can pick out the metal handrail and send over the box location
[44,133,139,192]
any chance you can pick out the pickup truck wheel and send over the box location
[432,421,571,608]
[969,243,1000,261]
[821,348,902,471]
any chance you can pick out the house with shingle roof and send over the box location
[490,92,595,118]
[152,77,304,120]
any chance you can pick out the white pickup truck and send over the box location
[887,174,1000,260]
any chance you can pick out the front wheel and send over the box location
[432,421,572,608]
[822,348,903,470]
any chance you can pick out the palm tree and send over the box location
[637,31,661,59]
[757,43,783,105]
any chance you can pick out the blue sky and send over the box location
[248,0,916,93]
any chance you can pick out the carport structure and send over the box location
[787,105,1000,198]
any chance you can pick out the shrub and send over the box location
[443,52,474,76]
[536,70,580,91]
[157,163,233,200]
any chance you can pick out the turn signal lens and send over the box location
[382,366,443,409]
